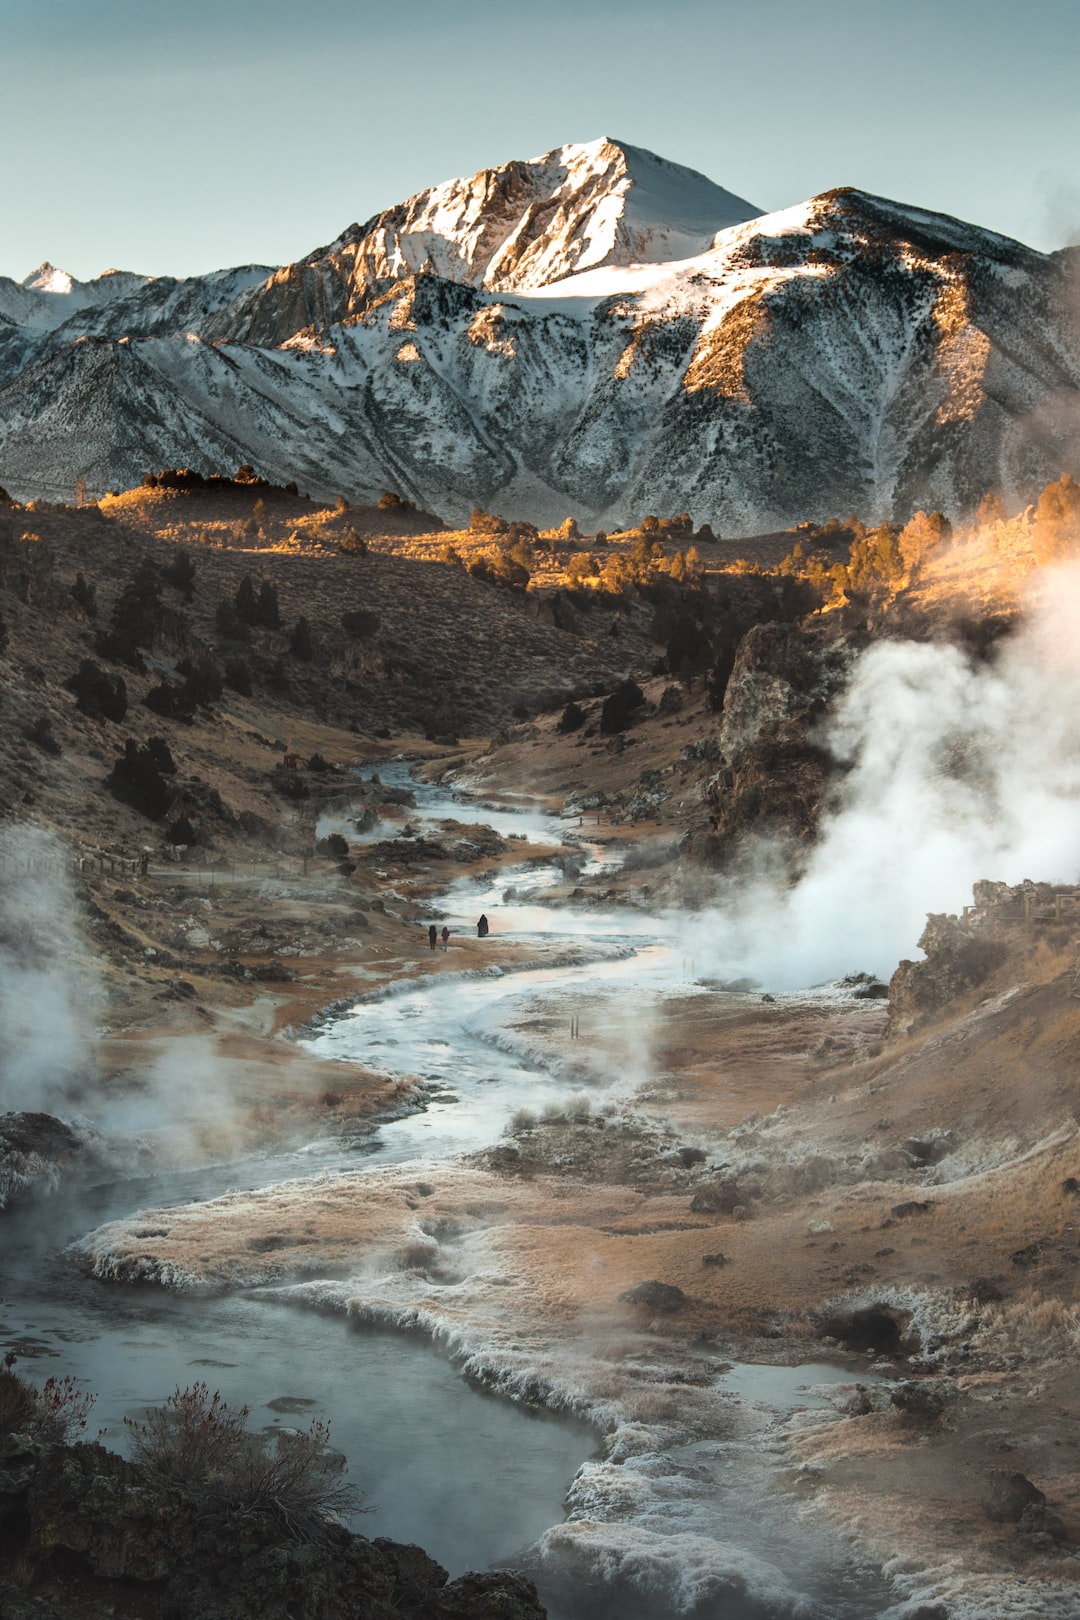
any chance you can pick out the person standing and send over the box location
[441,926,450,951]
[428,924,438,950]
[476,914,489,938]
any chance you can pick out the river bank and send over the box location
[5,755,1080,1618]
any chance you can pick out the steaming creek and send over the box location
[2,769,893,1619]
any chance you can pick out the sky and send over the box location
[1,0,1077,283]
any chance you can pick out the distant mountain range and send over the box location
[2,136,1078,530]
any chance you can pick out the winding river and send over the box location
[2,769,895,1618]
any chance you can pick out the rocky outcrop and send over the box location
[0,1435,547,1620]
[980,1469,1046,1524]
[702,623,849,857]
[888,909,1010,1035]
[0,1112,91,1211]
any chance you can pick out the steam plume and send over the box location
[709,560,1080,988]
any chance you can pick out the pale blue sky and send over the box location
[1,0,1077,282]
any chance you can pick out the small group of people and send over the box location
[426,915,490,949]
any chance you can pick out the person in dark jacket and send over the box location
[441,926,450,951]
[476,914,489,938]
[428,924,438,950]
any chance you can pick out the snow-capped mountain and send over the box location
[2,139,1078,529]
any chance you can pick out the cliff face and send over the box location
[2,142,1079,527]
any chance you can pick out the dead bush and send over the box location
[0,1352,95,1444]
[125,1382,360,1542]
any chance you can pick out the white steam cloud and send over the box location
[0,825,102,1113]
[708,561,1080,988]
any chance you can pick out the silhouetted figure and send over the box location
[441,926,450,951]
[477,914,489,938]
[428,924,438,951]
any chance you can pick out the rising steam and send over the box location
[0,825,102,1113]
[709,559,1080,988]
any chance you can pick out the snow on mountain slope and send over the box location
[1,150,1079,529]
[209,138,762,348]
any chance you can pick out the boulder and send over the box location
[1017,1502,1067,1544]
[981,1469,1045,1523]
[620,1280,686,1313]
[690,1176,741,1214]
[889,1380,952,1424]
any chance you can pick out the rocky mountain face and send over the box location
[2,139,1079,528]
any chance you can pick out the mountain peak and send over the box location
[323,138,762,297]
[21,262,77,295]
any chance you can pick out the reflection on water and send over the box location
[0,1261,594,1578]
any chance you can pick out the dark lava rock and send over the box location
[1017,1502,1067,1544]
[620,1280,687,1313]
[701,1253,729,1268]
[890,1380,952,1424]
[690,1176,741,1215]
[0,1438,547,1620]
[981,1469,1046,1523]
[0,1112,88,1211]
[890,1199,934,1219]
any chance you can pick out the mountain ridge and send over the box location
[1,140,1078,529]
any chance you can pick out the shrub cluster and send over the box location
[125,1382,359,1542]
[0,1352,94,1444]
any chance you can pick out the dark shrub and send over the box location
[66,659,128,722]
[145,680,196,722]
[98,563,165,668]
[268,658,290,692]
[257,581,281,629]
[290,617,315,661]
[557,701,586,734]
[164,551,197,597]
[24,716,61,755]
[71,571,98,618]
[600,680,645,734]
[234,575,259,626]
[667,615,712,686]
[107,736,178,819]
[468,553,529,591]
[215,599,250,642]
[176,654,224,707]
[469,507,508,535]
[341,608,380,638]
[316,833,349,859]
[224,657,252,695]
[340,529,368,555]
